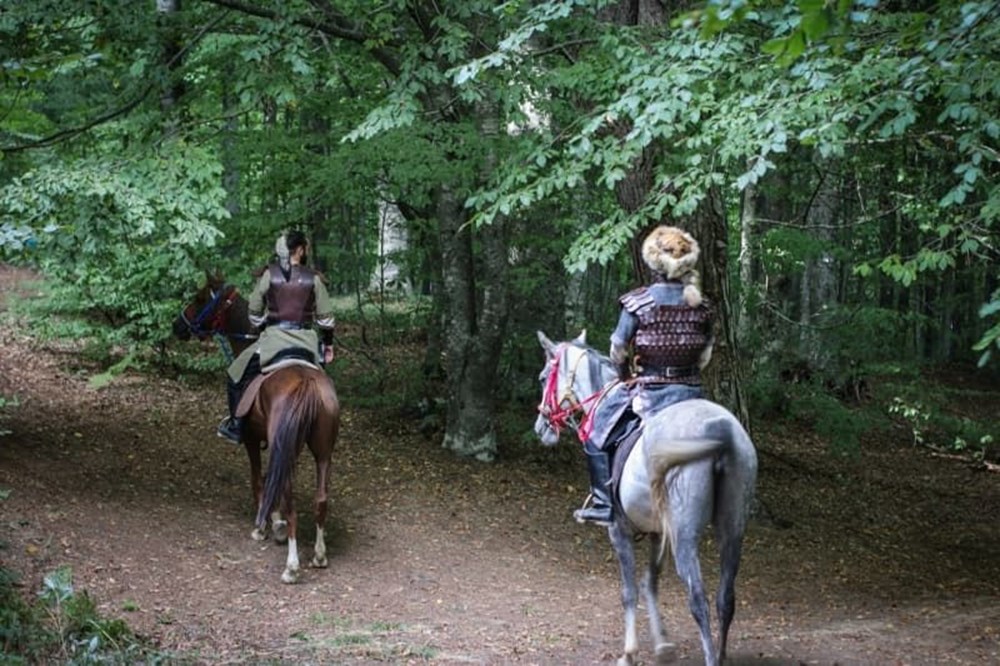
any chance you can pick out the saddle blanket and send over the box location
[235,359,321,418]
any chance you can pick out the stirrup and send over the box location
[216,417,241,444]
[573,493,612,526]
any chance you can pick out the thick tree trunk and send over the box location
[437,184,508,461]
[799,165,839,365]
[612,144,657,282]
[692,187,751,429]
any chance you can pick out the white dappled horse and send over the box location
[535,331,757,666]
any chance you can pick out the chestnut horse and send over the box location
[173,273,340,583]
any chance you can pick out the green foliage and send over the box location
[888,395,997,457]
[0,148,229,366]
[747,368,870,455]
[0,534,161,663]
[0,559,48,663]
[32,565,161,665]
[974,285,1000,367]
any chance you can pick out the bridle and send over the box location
[177,283,257,361]
[538,343,609,443]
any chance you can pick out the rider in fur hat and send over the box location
[574,225,715,525]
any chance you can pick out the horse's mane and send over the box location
[565,340,614,367]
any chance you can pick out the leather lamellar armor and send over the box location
[266,264,317,325]
[620,286,712,384]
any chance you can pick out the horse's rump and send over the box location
[619,398,754,545]
[254,366,338,529]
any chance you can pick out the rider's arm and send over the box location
[609,309,638,381]
[247,271,270,329]
[312,274,336,363]
[312,274,336,334]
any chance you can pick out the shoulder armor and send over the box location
[620,286,655,314]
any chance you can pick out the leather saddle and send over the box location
[235,349,320,418]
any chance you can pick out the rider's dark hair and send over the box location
[285,230,308,253]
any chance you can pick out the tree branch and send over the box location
[200,0,403,76]
[1,88,153,154]
[2,10,230,154]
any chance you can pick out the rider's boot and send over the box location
[574,440,613,526]
[217,377,244,444]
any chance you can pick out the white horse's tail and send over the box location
[647,437,725,563]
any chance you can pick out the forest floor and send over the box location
[1,263,999,665]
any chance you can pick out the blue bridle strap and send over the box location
[180,285,257,354]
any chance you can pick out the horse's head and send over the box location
[172,271,232,341]
[535,330,610,446]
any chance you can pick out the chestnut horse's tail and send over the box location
[255,371,321,529]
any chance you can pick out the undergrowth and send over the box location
[0,555,171,664]
[749,357,997,462]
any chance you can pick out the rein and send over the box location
[539,344,607,443]
[178,284,257,363]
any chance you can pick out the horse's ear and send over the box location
[573,329,587,345]
[537,331,556,356]
[205,267,224,286]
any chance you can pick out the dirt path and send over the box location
[1,264,999,665]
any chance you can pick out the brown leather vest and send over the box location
[266,264,316,325]
[621,286,711,383]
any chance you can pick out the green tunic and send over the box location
[226,266,335,382]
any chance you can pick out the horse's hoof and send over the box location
[281,568,299,584]
[251,528,267,542]
[616,655,635,666]
[311,555,328,569]
[272,521,288,544]
[654,642,677,663]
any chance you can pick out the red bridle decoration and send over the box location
[538,344,604,443]
[182,285,240,340]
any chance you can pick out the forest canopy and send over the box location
[1,0,997,460]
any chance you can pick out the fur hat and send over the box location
[641,225,703,306]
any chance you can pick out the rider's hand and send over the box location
[323,345,335,364]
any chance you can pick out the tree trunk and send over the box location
[156,0,185,137]
[221,61,240,222]
[437,183,508,461]
[692,187,751,429]
[737,178,757,344]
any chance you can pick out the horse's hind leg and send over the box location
[311,455,330,568]
[673,533,716,666]
[281,490,300,584]
[714,499,749,662]
[643,540,675,663]
[715,536,743,663]
[609,521,640,666]
[246,440,270,542]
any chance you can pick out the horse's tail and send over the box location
[647,437,725,563]
[255,372,321,529]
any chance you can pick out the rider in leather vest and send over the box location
[574,226,714,526]
[217,230,336,443]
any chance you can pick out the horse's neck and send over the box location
[572,349,616,408]
[226,295,254,356]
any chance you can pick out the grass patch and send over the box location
[288,616,438,662]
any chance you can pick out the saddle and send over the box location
[235,350,321,418]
